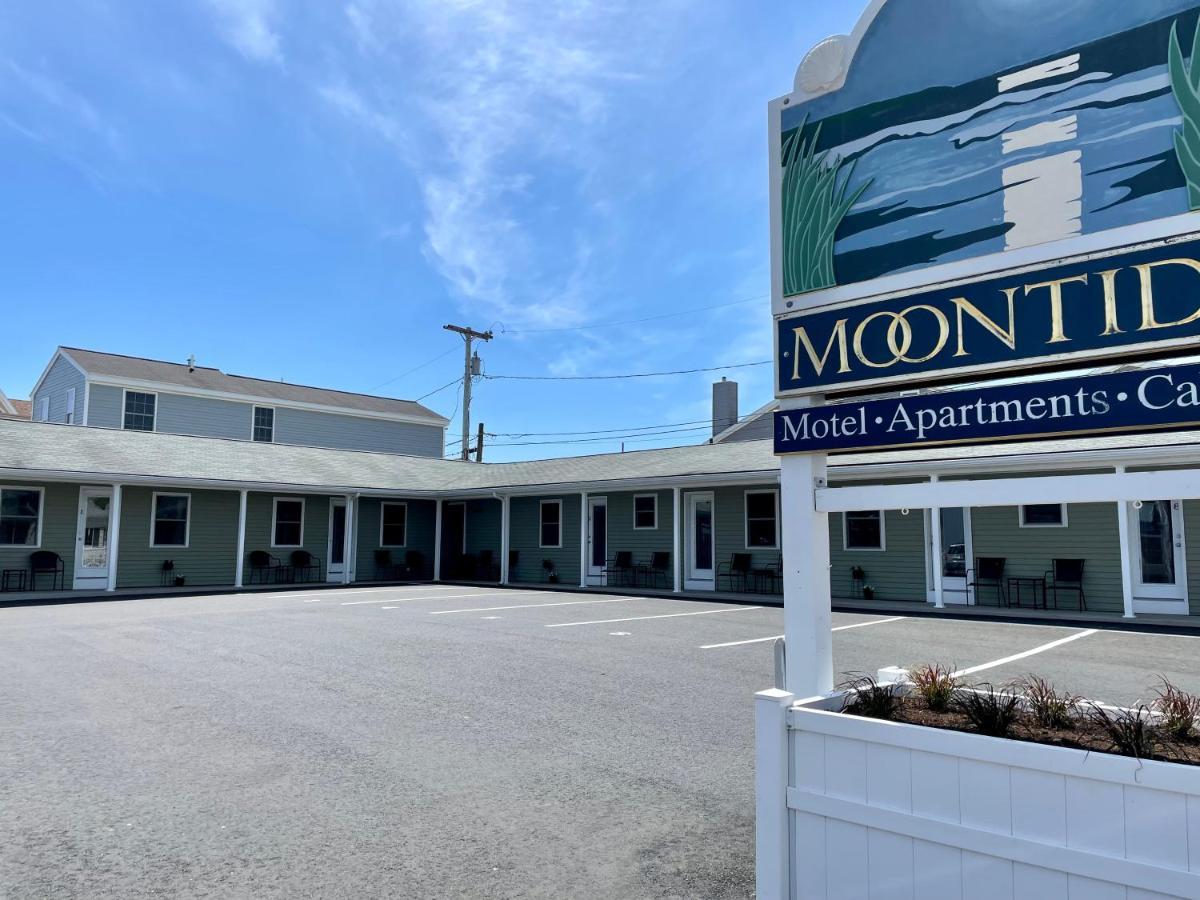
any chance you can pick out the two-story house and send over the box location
[30,347,448,457]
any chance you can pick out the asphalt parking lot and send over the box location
[2,585,1197,899]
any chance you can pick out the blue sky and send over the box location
[0,1,857,461]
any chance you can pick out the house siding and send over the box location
[244,492,331,580]
[154,393,255,440]
[463,498,502,560]
[510,495,582,586]
[32,356,86,424]
[0,480,78,585]
[603,489,675,575]
[274,407,443,457]
[1181,500,1200,616]
[971,503,1123,613]
[355,497,437,581]
[829,510,927,602]
[115,487,240,588]
[86,384,124,429]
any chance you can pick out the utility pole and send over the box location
[475,422,485,462]
[443,324,493,461]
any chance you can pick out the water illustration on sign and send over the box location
[778,1,1200,296]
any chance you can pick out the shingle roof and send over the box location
[0,395,29,421]
[1,418,1197,497]
[59,347,449,424]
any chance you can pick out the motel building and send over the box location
[1,347,1199,623]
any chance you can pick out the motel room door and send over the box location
[939,508,972,605]
[442,502,466,578]
[73,487,113,590]
[327,499,347,582]
[685,492,715,591]
[1129,500,1188,614]
[588,497,608,585]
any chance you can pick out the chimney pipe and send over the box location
[712,377,738,438]
[187,354,196,373]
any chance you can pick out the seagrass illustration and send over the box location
[780,116,871,295]
[1169,19,1200,210]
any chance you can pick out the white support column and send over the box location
[348,495,360,583]
[579,493,588,588]
[755,687,794,899]
[433,499,443,581]
[234,489,248,588]
[781,451,833,698]
[1116,466,1136,619]
[672,486,682,593]
[929,475,945,609]
[500,495,511,585]
[342,494,354,585]
[106,484,123,592]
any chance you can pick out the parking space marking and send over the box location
[699,616,903,650]
[341,591,541,607]
[430,598,630,615]
[545,606,763,629]
[951,629,1097,678]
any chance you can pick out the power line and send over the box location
[484,426,713,448]
[483,360,771,382]
[416,376,464,403]
[484,410,765,439]
[368,347,458,392]
[496,294,766,335]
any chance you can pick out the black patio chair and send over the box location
[247,550,284,585]
[850,565,866,599]
[638,551,671,589]
[160,559,175,587]
[289,550,322,583]
[604,551,635,587]
[477,549,500,581]
[967,557,1007,606]
[541,559,558,583]
[1046,558,1086,611]
[755,556,783,594]
[29,550,64,591]
[717,553,753,592]
[404,550,427,580]
[374,549,401,581]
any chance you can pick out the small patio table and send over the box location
[1,569,28,592]
[1006,576,1046,610]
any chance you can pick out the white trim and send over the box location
[0,388,16,416]
[88,375,449,427]
[0,484,45,548]
[842,509,886,551]
[120,388,158,433]
[1129,498,1189,608]
[81,381,90,426]
[1018,503,1068,528]
[149,491,191,549]
[106,484,122,592]
[379,500,408,548]
[539,498,563,549]
[29,348,88,403]
[586,496,608,584]
[65,387,76,425]
[632,493,658,530]
[234,490,248,588]
[327,497,347,582]
[251,405,275,443]
[270,496,305,548]
[684,490,716,590]
[744,488,781,550]
[73,485,114,589]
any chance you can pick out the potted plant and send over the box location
[861,584,875,601]
[758,669,1200,898]
[173,575,186,587]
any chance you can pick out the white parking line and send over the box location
[699,616,903,649]
[546,606,763,629]
[431,598,630,615]
[341,591,541,607]
[952,629,1097,678]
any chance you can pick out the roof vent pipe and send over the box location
[187,354,196,373]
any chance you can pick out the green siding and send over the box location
[0,480,78,586]
[509,495,581,585]
[829,510,927,602]
[244,492,330,578]
[116,487,239,588]
[1182,501,1200,616]
[709,485,783,579]
[603,489,675,573]
[355,498,437,581]
[970,503,1123,613]
[463,498,501,559]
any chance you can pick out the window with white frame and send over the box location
[36,397,49,422]
[745,490,779,548]
[0,487,42,546]
[633,494,658,530]
[65,388,76,425]
[540,500,562,548]
[272,498,305,547]
[380,502,407,547]
[844,510,885,550]
[253,406,274,443]
[123,391,156,432]
[1020,504,1067,527]
[151,493,190,547]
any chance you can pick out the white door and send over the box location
[939,508,972,605]
[327,499,347,582]
[685,492,715,590]
[1130,500,1187,613]
[587,497,608,584]
[74,487,113,589]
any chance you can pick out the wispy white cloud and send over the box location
[203,0,283,65]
